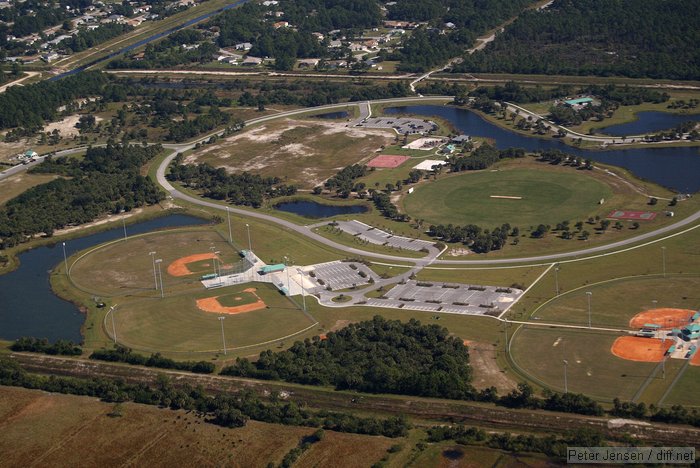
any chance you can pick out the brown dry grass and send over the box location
[0,385,394,467]
[0,173,59,205]
[611,337,672,363]
[187,118,394,188]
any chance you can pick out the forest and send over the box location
[60,23,134,53]
[453,0,700,80]
[167,156,297,208]
[0,144,164,249]
[221,316,476,399]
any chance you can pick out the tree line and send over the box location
[0,144,164,249]
[453,0,700,80]
[90,345,215,374]
[167,155,297,208]
[0,357,409,436]
[60,23,134,53]
[10,337,82,356]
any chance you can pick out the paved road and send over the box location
[155,98,700,266]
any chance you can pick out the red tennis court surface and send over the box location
[367,154,410,168]
[607,210,657,221]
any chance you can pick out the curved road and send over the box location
[155,97,700,266]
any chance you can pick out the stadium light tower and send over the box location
[218,316,227,355]
[62,241,68,275]
[245,223,252,252]
[297,268,306,312]
[155,258,164,298]
[226,206,233,244]
[563,359,569,393]
[214,251,222,286]
[661,246,667,278]
[109,305,118,344]
[554,264,560,296]
[149,251,157,290]
[586,291,592,328]
[284,255,291,294]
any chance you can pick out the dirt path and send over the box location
[468,342,517,393]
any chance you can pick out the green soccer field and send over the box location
[403,168,612,227]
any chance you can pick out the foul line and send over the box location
[497,263,553,319]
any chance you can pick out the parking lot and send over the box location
[357,117,437,135]
[336,220,435,252]
[370,280,523,316]
[307,260,378,291]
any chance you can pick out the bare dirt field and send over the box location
[611,336,672,363]
[187,118,394,188]
[43,114,103,139]
[0,385,394,468]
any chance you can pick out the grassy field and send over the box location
[113,283,315,354]
[662,365,700,407]
[0,173,59,205]
[509,326,658,401]
[403,167,611,228]
[529,275,700,328]
[0,385,394,467]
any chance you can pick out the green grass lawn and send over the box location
[509,326,658,401]
[662,365,700,407]
[217,291,258,307]
[403,167,611,228]
[530,276,700,328]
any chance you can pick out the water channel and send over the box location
[599,111,700,137]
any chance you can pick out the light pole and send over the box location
[245,223,252,252]
[554,264,560,296]
[226,206,233,244]
[563,359,568,393]
[297,268,306,312]
[110,305,118,344]
[214,250,222,286]
[661,246,667,278]
[62,241,68,275]
[149,251,157,290]
[284,256,291,294]
[586,291,592,328]
[218,316,227,355]
[155,258,164,298]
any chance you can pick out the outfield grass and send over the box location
[113,283,314,354]
[69,228,239,297]
[509,326,657,401]
[530,276,700,328]
[404,167,611,228]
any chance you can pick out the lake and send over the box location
[274,200,368,218]
[599,111,700,137]
[385,105,700,193]
[0,214,208,343]
[312,111,350,120]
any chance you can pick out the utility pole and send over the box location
[218,316,227,355]
[149,251,157,289]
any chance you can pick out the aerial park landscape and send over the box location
[1,0,700,465]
